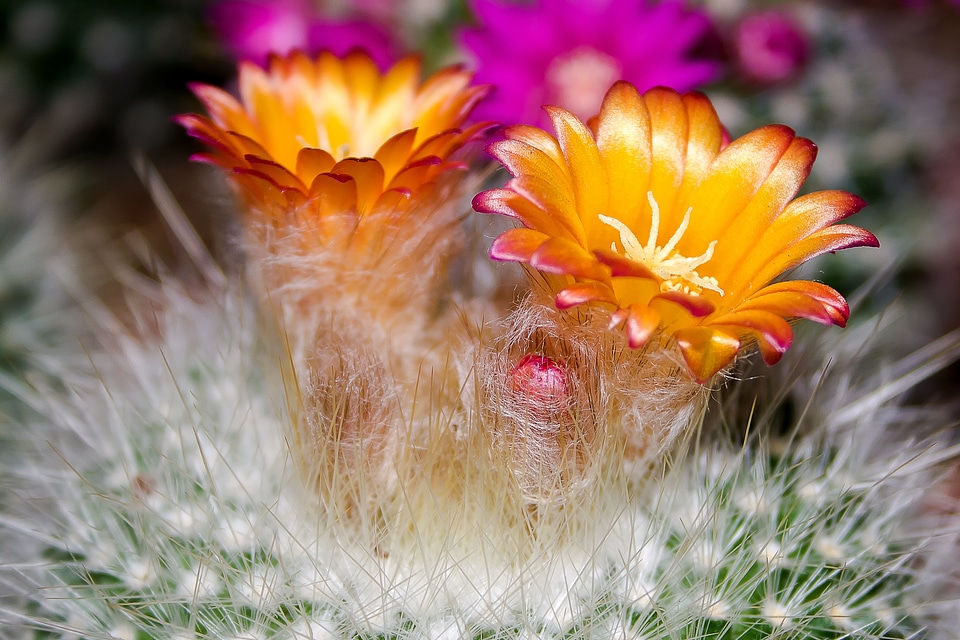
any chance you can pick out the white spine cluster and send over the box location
[1,153,959,640]
[3,259,959,638]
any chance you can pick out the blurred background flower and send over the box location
[207,0,399,68]
[459,0,723,126]
[731,9,809,85]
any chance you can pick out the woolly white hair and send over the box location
[2,161,960,639]
[5,270,959,640]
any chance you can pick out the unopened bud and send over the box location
[508,354,569,411]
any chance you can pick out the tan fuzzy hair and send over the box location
[240,169,482,372]
[477,295,709,501]
[286,283,708,569]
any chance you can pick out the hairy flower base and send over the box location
[178,50,492,251]
[476,298,707,503]
[475,82,878,383]
[242,172,481,359]
[6,280,958,639]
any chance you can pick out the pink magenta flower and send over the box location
[896,0,960,8]
[208,0,398,68]
[459,0,722,126]
[733,10,809,85]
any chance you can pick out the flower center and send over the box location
[599,191,724,297]
[545,46,623,121]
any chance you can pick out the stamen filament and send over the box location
[600,191,725,297]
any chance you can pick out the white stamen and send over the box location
[598,191,725,296]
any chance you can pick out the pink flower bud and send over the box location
[734,10,809,85]
[508,354,568,410]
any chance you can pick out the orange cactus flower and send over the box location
[176,50,491,239]
[473,81,877,383]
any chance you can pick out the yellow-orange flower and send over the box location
[176,50,491,236]
[473,81,877,383]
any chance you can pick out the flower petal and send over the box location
[296,147,337,184]
[545,106,608,236]
[644,88,688,230]
[530,237,610,281]
[685,124,796,250]
[651,290,716,317]
[625,304,662,349]
[188,83,257,138]
[490,228,551,262]
[674,326,741,383]
[246,156,307,192]
[238,61,302,169]
[593,248,659,280]
[506,174,585,243]
[709,309,794,366]
[709,136,817,283]
[737,280,849,327]
[748,224,880,291]
[487,138,572,200]
[726,190,868,298]
[503,124,570,171]
[309,173,358,218]
[473,188,575,240]
[676,92,723,206]
[374,129,419,183]
[226,132,273,161]
[331,158,386,213]
[596,82,651,233]
[386,156,443,191]
[555,282,617,309]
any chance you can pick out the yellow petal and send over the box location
[386,156,443,192]
[490,227,551,262]
[675,92,723,207]
[644,88,688,231]
[685,125,796,251]
[651,291,716,318]
[725,190,868,298]
[373,55,420,123]
[374,129,419,183]
[413,65,474,143]
[246,156,307,192]
[593,248,658,280]
[555,282,617,309]
[735,280,849,326]
[530,237,609,281]
[189,83,257,138]
[331,158,385,214]
[472,188,573,240]
[545,106,608,241]
[596,81,651,234]
[624,304,661,349]
[744,224,879,293]
[708,309,794,362]
[674,327,741,383]
[296,147,337,184]
[507,174,585,244]
[344,50,381,123]
[708,137,816,283]
[239,61,300,169]
[227,132,272,160]
[504,124,570,173]
[488,138,572,201]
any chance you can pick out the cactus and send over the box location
[4,270,959,639]
[3,53,959,640]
